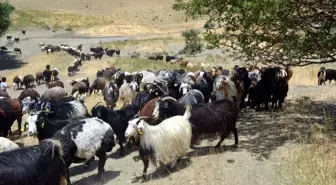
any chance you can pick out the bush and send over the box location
[179,29,203,55]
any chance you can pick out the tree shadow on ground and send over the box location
[130,157,192,183]
[72,170,121,185]
[0,50,26,71]
[237,96,336,161]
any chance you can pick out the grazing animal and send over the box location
[272,77,289,109]
[91,104,139,156]
[40,86,67,101]
[22,30,26,35]
[93,52,104,59]
[21,74,35,89]
[0,139,68,185]
[35,71,44,85]
[212,75,238,103]
[52,117,115,182]
[0,137,20,153]
[71,81,89,100]
[89,77,106,95]
[316,67,336,85]
[125,105,192,182]
[119,80,136,106]
[26,110,86,141]
[14,37,20,42]
[47,80,64,89]
[17,88,40,101]
[0,46,7,50]
[12,75,22,90]
[102,81,119,108]
[13,48,21,54]
[152,98,239,148]
[0,98,23,137]
[6,36,12,40]
[178,89,204,105]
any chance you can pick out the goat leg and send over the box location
[95,150,107,181]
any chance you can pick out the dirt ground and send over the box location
[1,1,335,185]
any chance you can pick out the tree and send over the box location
[0,0,15,36]
[173,0,336,66]
[179,29,203,55]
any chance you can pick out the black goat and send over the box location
[152,97,239,148]
[91,104,139,156]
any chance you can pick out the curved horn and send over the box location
[158,96,177,102]
[133,110,141,118]
[138,116,152,119]
[93,102,103,108]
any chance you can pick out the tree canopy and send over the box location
[0,0,15,36]
[173,0,336,66]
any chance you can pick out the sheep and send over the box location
[13,48,21,54]
[52,117,115,182]
[125,104,192,182]
[89,77,106,95]
[12,75,22,90]
[0,137,20,153]
[152,97,239,148]
[0,139,68,185]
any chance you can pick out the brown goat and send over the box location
[47,80,64,89]
[139,97,159,123]
[17,88,40,101]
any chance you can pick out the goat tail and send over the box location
[40,139,63,159]
[183,104,192,120]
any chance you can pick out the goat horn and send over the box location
[159,96,177,102]
[133,110,141,118]
[138,116,152,119]
[93,102,103,108]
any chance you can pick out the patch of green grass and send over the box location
[100,36,182,49]
[10,10,114,31]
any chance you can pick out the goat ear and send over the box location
[163,102,169,108]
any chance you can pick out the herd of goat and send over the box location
[0,44,294,184]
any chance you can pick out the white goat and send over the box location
[128,105,192,182]
[0,137,20,153]
[213,75,238,102]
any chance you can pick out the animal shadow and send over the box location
[188,144,240,157]
[131,157,192,183]
[72,170,121,185]
[70,160,99,176]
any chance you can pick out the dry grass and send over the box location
[278,137,336,185]
[276,98,336,185]
[101,37,182,49]
[4,52,74,83]
[289,64,336,86]
[10,10,114,31]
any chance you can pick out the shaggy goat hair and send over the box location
[91,103,139,156]
[125,105,192,182]
[0,137,20,153]
[52,117,115,182]
[0,139,68,185]
[178,89,204,105]
[153,97,239,148]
